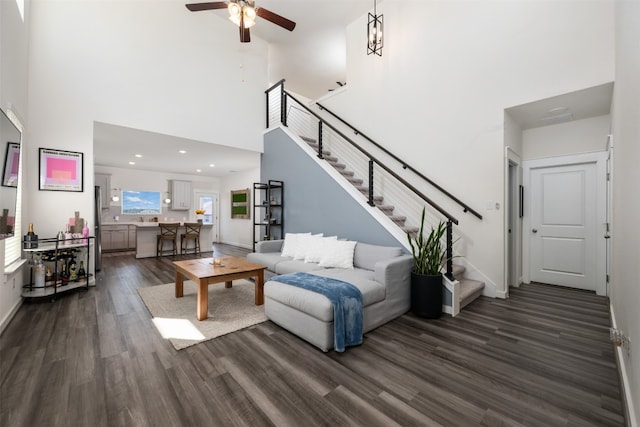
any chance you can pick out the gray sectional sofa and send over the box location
[247,238,413,352]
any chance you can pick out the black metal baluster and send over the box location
[368,160,375,206]
[317,122,324,159]
[446,221,454,280]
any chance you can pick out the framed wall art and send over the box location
[2,142,20,187]
[39,148,84,192]
[231,188,250,219]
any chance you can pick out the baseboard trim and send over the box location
[0,298,23,336]
[610,305,638,427]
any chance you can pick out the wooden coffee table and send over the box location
[173,256,267,321]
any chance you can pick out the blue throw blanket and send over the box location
[273,272,363,352]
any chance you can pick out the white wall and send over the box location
[504,111,523,157]
[522,115,610,160]
[25,0,268,238]
[219,168,260,249]
[0,0,30,333]
[611,1,640,424]
[322,0,615,295]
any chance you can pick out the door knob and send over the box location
[532,229,538,233]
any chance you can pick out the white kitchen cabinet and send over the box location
[95,173,111,208]
[102,225,129,251]
[171,180,192,210]
[128,226,137,249]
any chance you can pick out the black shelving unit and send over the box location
[22,236,95,300]
[253,180,284,251]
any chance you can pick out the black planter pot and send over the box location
[411,272,443,318]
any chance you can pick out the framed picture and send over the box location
[39,148,84,192]
[2,142,20,187]
[231,188,250,219]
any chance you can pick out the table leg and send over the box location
[197,279,208,321]
[255,270,264,305]
[175,270,184,298]
[225,281,232,288]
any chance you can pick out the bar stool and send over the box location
[180,222,202,255]
[156,223,179,256]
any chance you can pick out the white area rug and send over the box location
[138,279,267,350]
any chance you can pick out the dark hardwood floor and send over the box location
[0,244,626,426]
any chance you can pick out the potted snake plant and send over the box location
[407,207,447,318]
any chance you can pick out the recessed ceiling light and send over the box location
[129,161,135,165]
[209,164,215,168]
[196,169,201,173]
[178,150,187,154]
[135,154,142,158]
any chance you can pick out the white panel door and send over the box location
[529,162,598,290]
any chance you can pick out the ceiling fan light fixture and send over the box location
[367,0,384,56]
[228,2,241,17]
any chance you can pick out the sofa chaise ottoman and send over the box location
[247,235,413,351]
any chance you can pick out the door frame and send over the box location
[522,151,608,295]
[504,147,522,293]
[194,191,219,243]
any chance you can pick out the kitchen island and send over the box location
[102,222,214,258]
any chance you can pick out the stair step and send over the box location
[458,279,485,309]
[347,177,363,186]
[377,205,395,214]
[389,215,407,224]
[324,155,338,163]
[402,226,420,234]
[305,142,332,157]
[339,170,355,178]
[452,264,465,279]
[331,162,346,170]
[300,136,316,143]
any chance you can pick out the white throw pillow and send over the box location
[281,232,310,258]
[293,233,323,260]
[304,235,337,263]
[318,239,357,269]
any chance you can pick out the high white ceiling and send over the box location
[93,121,261,178]
[94,1,374,178]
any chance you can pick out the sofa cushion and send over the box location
[318,239,357,269]
[312,269,385,305]
[304,235,338,263]
[265,271,385,323]
[274,260,325,275]
[353,243,403,271]
[281,233,311,258]
[293,233,323,260]
[246,252,291,272]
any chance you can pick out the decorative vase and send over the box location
[196,215,203,223]
[410,272,443,318]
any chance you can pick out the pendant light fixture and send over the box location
[367,0,383,56]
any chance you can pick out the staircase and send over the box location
[265,80,487,315]
[300,135,485,314]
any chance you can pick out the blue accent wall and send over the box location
[261,127,405,249]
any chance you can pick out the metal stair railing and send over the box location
[266,80,461,279]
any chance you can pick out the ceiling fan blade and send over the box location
[239,25,251,43]
[185,2,228,12]
[256,7,296,31]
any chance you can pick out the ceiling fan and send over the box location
[186,1,296,43]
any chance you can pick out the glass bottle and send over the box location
[24,223,39,249]
[78,260,86,277]
[60,262,68,284]
[34,255,45,288]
